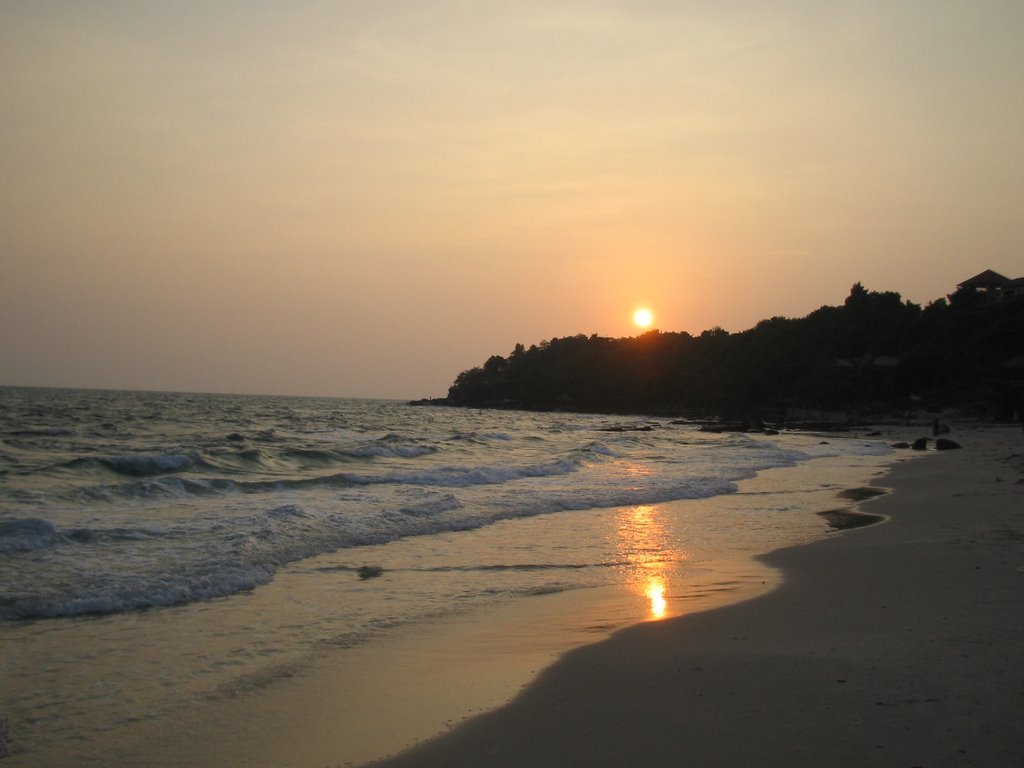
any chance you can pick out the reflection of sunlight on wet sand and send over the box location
[615,504,685,620]
[645,575,667,618]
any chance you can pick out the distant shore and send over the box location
[370,425,1024,767]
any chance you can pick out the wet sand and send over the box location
[12,446,895,767]
[370,427,1024,767]
[13,429,1020,767]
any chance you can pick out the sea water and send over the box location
[0,387,893,763]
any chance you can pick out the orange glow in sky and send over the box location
[1,3,1020,398]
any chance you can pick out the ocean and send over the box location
[0,387,894,764]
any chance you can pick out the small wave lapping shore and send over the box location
[0,387,912,765]
[371,425,1024,768]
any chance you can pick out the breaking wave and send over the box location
[0,388,893,621]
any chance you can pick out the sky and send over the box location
[2,1,1022,399]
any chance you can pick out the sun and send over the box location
[633,307,654,329]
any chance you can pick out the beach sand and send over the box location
[12,427,1021,767]
[370,427,1024,768]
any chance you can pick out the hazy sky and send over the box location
[2,1,1022,399]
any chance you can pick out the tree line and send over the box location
[424,284,1024,421]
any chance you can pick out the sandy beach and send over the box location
[370,427,1024,768]
[7,425,1021,767]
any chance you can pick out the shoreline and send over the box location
[7,434,903,767]
[369,426,1024,767]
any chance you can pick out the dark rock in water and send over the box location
[867,431,882,437]
[911,437,929,450]
[935,438,962,451]
[698,420,782,434]
[818,509,886,530]
[837,487,888,502]
[891,441,911,449]
[357,566,384,580]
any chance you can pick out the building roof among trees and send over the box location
[958,270,1012,289]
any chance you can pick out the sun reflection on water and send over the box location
[615,504,686,620]
[645,576,667,619]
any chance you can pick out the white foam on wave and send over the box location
[1,563,275,620]
[1,388,898,624]
[349,443,437,459]
[397,493,461,517]
[367,457,582,487]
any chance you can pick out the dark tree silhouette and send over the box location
[433,284,1024,420]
